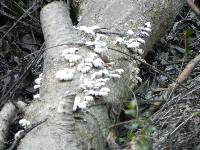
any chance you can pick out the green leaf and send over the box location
[127,131,135,140]
[137,136,149,150]
[192,112,200,116]
[115,137,125,145]
[184,29,193,57]
[127,102,136,109]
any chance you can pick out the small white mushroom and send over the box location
[62,48,79,54]
[100,87,110,93]
[127,30,134,35]
[73,96,88,111]
[84,96,94,102]
[135,38,145,44]
[114,37,124,44]
[137,49,144,55]
[93,58,104,68]
[109,74,121,79]
[145,22,151,28]
[15,130,24,140]
[33,94,40,99]
[34,84,40,89]
[35,77,42,85]
[77,63,93,73]
[55,68,75,81]
[115,69,124,74]
[126,41,140,48]
[19,119,31,129]
[138,27,151,32]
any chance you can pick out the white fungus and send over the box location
[132,68,140,74]
[14,130,24,140]
[35,77,42,85]
[102,69,110,76]
[62,48,79,54]
[77,63,93,73]
[55,68,75,81]
[115,69,124,74]
[94,82,105,89]
[39,73,43,78]
[77,16,82,22]
[98,91,109,96]
[71,22,151,111]
[19,119,31,129]
[91,70,103,79]
[94,41,108,54]
[33,94,40,99]
[138,27,151,32]
[93,58,104,68]
[79,79,94,90]
[64,54,82,63]
[125,41,140,48]
[135,38,146,44]
[34,84,40,89]
[84,57,94,63]
[62,48,81,63]
[86,40,107,54]
[109,74,121,79]
[73,96,87,111]
[84,96,94,102]
[77,101,87,110]
[88,52,98,58]
[87,90,97,96]
[127,30,134,35]
[114,37,124,44]
[96,78,110,82]
[84,52,98,63]
[145,22,151,28]
[136,76,142,83]
[137,49,144,55]
[100,87,110,93]
[140,31,149,37]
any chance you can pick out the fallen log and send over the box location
[15,1,184,149]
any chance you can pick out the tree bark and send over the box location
[0,102,16,150]
[16,0,184,150]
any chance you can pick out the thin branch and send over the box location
[187,0,200,19]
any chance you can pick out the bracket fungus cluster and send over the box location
[53,21,151,112]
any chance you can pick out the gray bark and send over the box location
[15,0,184,150]
[0,102,16,150]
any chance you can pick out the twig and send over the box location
[169,114,194,136]
[109,120,133,129]
[95,30,127,36]
[187,0,200,19]
[176,54,200,84]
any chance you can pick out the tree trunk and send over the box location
[16,0,184,149]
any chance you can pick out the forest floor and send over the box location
[0,1,200,149]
